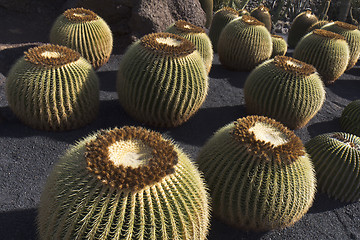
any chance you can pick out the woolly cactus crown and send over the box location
[273,55,316,76]
[63,7,98,22]
[241,15,265,27]
[333,21,358,30]
[171,20,205,34]
[313,29,346,40]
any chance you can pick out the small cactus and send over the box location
[197,115,316,231]
[305,132,360,202]
[38,126,210,239]
[293,29,350,85]
[340,100,360,136]
[208,7,239,53]
[218,15,272,71]
[6,44,99,131]
[250,4,272,32]
[166,20,213,73]
[244,56,325,129]
[50,8,113,69]
[117,32,208,127]
[271,34,287,58]
[321,21,360,69]
[288,10,319,48]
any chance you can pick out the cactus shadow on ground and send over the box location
[307,118,342,138]
[97,70,118,92]
[0,208,37,240]
[327,78,360,101]
[308,192,351,214]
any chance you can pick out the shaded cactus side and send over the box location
[250,4,272,32]
[305,132,360,202]
[208,7,239,53]
[199,0,214,28]
[288,10,319,48]
[271,35,287,58]
[340,100,360,136]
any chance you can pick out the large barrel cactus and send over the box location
[38,126,210,239]
[250,4,272,32]
[197,115,316,231]
[293,29,350,85]
[218,15,272,71]
[208,7,239,53]
[117,32,208,127]
[340,100,360,136]
[322,21,360,69]
[166,20,213,73]
[50,8,113,69]
[6,44,99,131]
[244,56,325,129]
[271,34,287,58]
[305,132,360,202]
[288,10,318,48]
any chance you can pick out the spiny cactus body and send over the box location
[166,20,213,73]
[6,44,99,131]
[238,9,250,16]
[340,100,360,136]
[50,8,113,69]
[208,7,239,53]
[199,0,213,28]
[218,15,272,71]
[38,126,210,239]
[321,21,360,69]
[117,33,208,127]
[307,20,330,33]
[288,10,318,48]
[197,116,316,231]
[293,29,350,85]
[271,35,287,58]
[244,56,325,129]
[250,4,272,32]
[305,132,360,202]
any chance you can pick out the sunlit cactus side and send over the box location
[50,8,113,69]
[38,126,210,239]
[307,20,330,33]
[244,56,325,129]
[322,21,360,69]
[340,100,360,136]
[218,15,272,71]
[199,0,213,28]
[166,20,213,73]
[305,132,360,202]
[208,7,239,53]
[293,29,350,85]
[271,35,287,58]
[250,4,272,32]
[117,32,208,127]
[197,115,316,231]
[6,44,99,131]
[288,10,318,48]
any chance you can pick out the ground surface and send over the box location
[0,6,360,240]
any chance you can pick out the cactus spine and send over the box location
[305,132,360,202]
[50,8,113,69]
[117,33,208,127]
[217,15,272,71]
[250,4,272,32]
[6,44,99,131]
[208,7,239,53]
[166,20,213,73]
[271,35,287,58]
[288,10,319,48]
[293,29,350,85]
[197,116,316,230]
[244,56,325,129]
[321,21,360,69]
[340,100,360,136]
[38,126,210,239]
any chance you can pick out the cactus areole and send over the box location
[86,127,178,190]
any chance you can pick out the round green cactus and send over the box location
[166,20,213,73]
[208,7,239,53]
[305,132,360,202]
[38,126,210,239]
[197,115,316,231]
[340,100,360,136]
[307,20,330,33]
[199,0,213,28]
[244,56,325,129]
[218,15,272,71]
[250,4,272,32]
[288,10,318,48]
[6,44,99,131]
[117,32,208,127]
[293,29,350,85]
[271,34,287,58]
[321,21,360,70]
[50,8,113,69]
